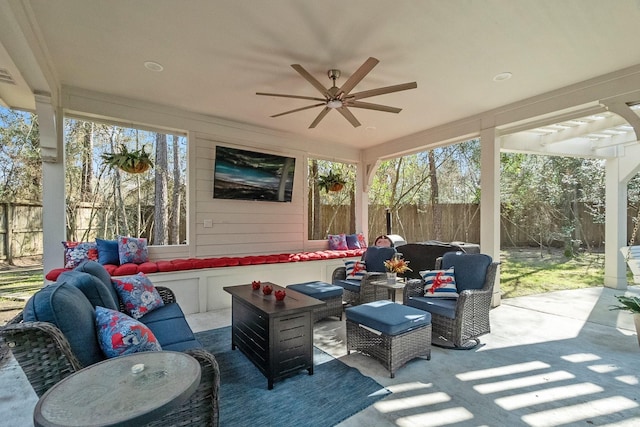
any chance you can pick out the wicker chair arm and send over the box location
[0,319,83,397]
[156,286,177,304]
[402,279,425,304]
[148,348,221,427]
[332,266,346,283]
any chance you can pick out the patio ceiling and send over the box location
[1,0,640,155]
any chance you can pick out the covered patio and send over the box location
[2,283,639,425]
[1,1,640,301]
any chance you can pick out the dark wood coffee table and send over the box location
[223,283,325,389]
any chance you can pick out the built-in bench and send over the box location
[45,249,366,314]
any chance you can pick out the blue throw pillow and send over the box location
[363,246,397,272]
[95,306,161,358]
[345,234,361,249]
[112,273,164,319]
[96,238,120,265]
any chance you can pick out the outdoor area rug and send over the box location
[195,326,390,427]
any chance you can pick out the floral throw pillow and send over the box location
[420,267,458,298]
[111,273,164,319]
[95,306,161,358]
[345,260,367,281]
[117,236,149,264]
[356,232,368,248]
[62,241,99,269]
[328,234,348,250]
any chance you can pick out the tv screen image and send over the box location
[213,146,295,202]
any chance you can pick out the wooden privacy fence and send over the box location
[0,201,622,260]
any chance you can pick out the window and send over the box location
[307,159,356,240]
[64,118,187,245]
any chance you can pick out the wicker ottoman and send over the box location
[346,300,432,378]
[288,281,344,322]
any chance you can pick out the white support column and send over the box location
[35,94,66,277]
[355,161,369,241]
[605,143,640,288]
[480,127,501,306]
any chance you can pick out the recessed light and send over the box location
[144,61,164,72]
[493,72,512,82]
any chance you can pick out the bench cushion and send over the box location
[407,296,457,320]
[288,281,344,300]
[346,300,431,336]
[139,303,199,349]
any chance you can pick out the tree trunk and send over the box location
[170,135,181,244]
[428,150,442,240]
[153,133,168,245]
[80,122,93,201]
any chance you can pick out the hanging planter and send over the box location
[318,170,347,192]
[102,145,154,174]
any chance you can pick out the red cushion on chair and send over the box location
[137,262,159,274]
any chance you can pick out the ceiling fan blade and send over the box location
[256,92,326,102]
[337,107,361,128]
[291,64,330,97]
[338,57,379,96]
[309,107,331,128]
[271,103,326,118]
[347,101,402,113]
[350,82,417,100]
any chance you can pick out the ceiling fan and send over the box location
[256,57,417,128]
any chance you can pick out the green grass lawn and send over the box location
[499,248,607,299]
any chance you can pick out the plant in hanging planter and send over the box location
[318,169,347,192]
[102,144,154,174]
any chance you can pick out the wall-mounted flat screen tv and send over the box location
[213,146,295,202]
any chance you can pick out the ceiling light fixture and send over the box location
[493,72,512,82]
[327,99,343,109]
[144,61,164,72]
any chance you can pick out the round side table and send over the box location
[33,351,201,427]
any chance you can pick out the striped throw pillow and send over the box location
[420,267,458,298]
[345,260,367,281]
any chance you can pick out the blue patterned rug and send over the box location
[195,326,390,427]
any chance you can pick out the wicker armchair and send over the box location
[403,252,499,349]
[332,267,389,305]
[0,286,220,427]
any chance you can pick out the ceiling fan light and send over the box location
[327,99,343,109]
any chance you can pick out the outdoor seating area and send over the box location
[2,283,639,426]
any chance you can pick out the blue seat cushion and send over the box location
[56,270,119,310]
[138,303,197,347]
[23,282,104,367]
[346,300,431,336]
[363,246,397,272]
[162,339,203,352]
[75,260,120,305]
[407,296,457,320]
[288,281,343,299]
[336,279,361,293]
[441,252,492,291]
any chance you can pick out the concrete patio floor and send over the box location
[1,285,639,426]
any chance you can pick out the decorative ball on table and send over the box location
[274,289,286,301]
[252,280,261,290]
[262,284,273,295]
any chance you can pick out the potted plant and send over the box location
[610,295,640,346]
[318,169,347,192]
[102,144,154,174]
